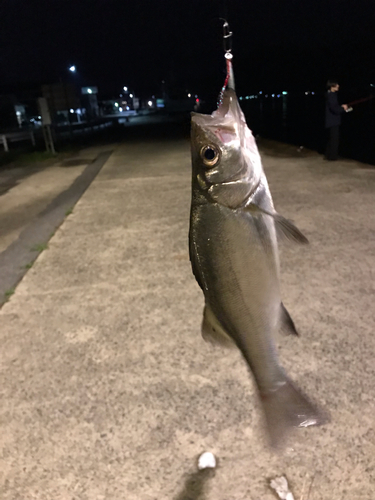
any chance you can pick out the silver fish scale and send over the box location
[189,88,326,447]
[189,197,283,393]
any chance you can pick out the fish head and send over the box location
[191,89,263,209]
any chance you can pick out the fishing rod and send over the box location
[347,95,374,107]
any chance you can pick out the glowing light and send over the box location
[70,108,74,113]
[115,103,119,107]
[129,94,133,98]
[312,92,315,95]
[188,93,191,98]
[119,107,123,112]
[282,91,288,95]
[196,98,199,103]
[123,86,128,91]
[69,65,76,72]
[239,96,243,100]
[272,94,275,97]
[259,91,262,94]
[305,92,308,95]
[87,88,92,94]
[126,106,130,111]
[148,101,153,106]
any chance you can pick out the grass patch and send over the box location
[24,262,34,269]
[0,150,57,169]
[0,151,19,167]
[16,151,56,164]
[65,207,73,216]
[31,243,48,252]
[4,288,15,298]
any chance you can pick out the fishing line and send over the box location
[217,19,235,107]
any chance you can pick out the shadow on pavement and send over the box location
[174,468,216,500]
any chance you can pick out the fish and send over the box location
[188,87,326,447]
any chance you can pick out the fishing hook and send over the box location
[217,19,235,107]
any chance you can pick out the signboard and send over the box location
[42,83,80,112]
[38,97,52,125]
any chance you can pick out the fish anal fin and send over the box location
[280,302,299,336]
[245,204,309,244]
[201,304,235,348]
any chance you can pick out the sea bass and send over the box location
[189,88,326,447]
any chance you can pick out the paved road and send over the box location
[0,136,374,499]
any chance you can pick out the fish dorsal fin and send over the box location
[201,304,236,348]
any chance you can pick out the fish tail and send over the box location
[259,377,329,448]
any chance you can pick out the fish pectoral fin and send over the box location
[279,302,299,336]
[245,204,309,244]
[201,304,235,348]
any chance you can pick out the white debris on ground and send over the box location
[197,452,216,470]
[270,475,295,500]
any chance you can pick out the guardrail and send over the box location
[0,131,36,152]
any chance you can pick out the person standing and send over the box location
[325,80,348,161]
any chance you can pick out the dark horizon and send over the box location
[1,0,375,100]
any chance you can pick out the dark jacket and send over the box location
[325,91,345,128]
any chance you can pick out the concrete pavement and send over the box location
[0,146,116,304]
[0,135,374,499]
[0,145,117,253]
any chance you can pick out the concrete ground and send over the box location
[0,134,374,500]
[0,146,115,303]
[0,145,114,253]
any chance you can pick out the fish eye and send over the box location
[200,145,220,167]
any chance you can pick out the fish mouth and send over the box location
[191,87,263,203]
[191,89,245,146]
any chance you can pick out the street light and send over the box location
[69,65,76,72]
[123,86,128,91]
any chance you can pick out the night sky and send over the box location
[1,0,375,99]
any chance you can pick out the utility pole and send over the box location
[38,97,56,155]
